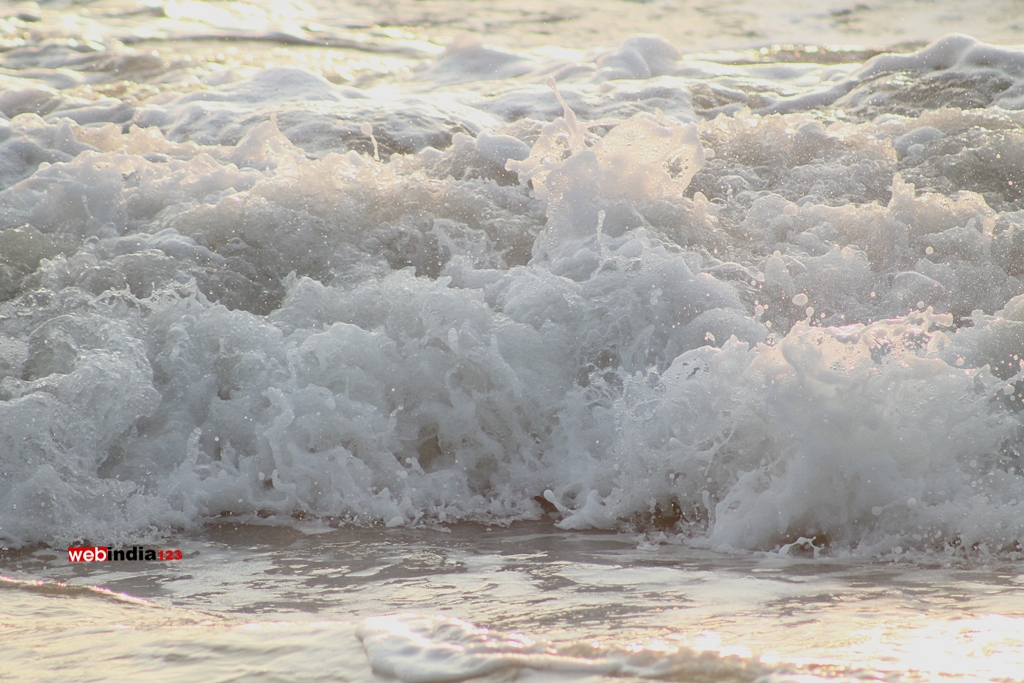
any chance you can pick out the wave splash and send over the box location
[0,31,1023,557]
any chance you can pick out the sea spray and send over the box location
[0,30,1022,558]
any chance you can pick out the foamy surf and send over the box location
[0,0,1022,563]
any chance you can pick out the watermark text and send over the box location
[68,546,183,562]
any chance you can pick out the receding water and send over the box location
[4,524,1024,682]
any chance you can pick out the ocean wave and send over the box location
[0,29,1023,558]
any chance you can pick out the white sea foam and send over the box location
[0,24,1023,558]
[356,614,772,683]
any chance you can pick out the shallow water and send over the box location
[4,524,1024,682]
[3,1,1024,681]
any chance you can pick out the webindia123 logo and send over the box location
[68,546,183,562]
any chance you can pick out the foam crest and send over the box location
[599,311,1024,555]
[760,34,1024,115]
